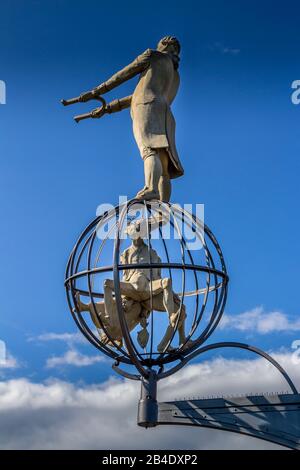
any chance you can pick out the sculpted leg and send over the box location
[104,279,136,298]
[175,306,197,350]
[157,307,194,353]
[104,279,119,328]
[170,299,196,348]
[143,280,179,322]
[75,292,105,330]
[109,278,162,302]
[161,278,179,327]
[158,149,171,202]
[136,149,161,200]
[75,291,132,347]
[157,324,176,352]
[177,321,187,344]
[141,283,179,352]
[158,176,171,203]
[144,285,190,352]
[100,333,123,348]
[75,293,90,313]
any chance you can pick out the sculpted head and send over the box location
[126,220,145,244]
[125,218,155,245]
[157,36,181,56]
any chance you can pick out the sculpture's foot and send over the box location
[135,185,147,197]
[135,187,160,201]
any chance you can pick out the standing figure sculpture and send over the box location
[62,36,184,202]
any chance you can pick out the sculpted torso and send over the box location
[132,50,180,106]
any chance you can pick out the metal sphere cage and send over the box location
[65,200,229,379]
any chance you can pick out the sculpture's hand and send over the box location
[79,90,95,102]
[62,88,106,106]
[91,105,107,119]
[79,84,108,102]
[74,97,107,123]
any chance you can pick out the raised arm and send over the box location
[80,49,153,102]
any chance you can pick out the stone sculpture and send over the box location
[62,36,184,202]
[76,219,191,352]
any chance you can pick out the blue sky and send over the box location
[0,0,300,390]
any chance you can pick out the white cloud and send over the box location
[0,352,298,449]
[29,332,85,345]
[222,47,240,55]
[220,306,300,334]
[0,354,19,370]
[0,343,19,371]
[29,332,107,368]
[46,349,107,368]
[209,42,240,55]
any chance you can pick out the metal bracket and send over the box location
[155,393,300,450]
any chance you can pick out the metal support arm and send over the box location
[156,394,300,450]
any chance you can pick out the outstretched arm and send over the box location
[73,95,132,122]
[80,49,153,101]
[106,95,132,113]
[95,50,151,94]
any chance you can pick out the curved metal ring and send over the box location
[158,341,298,394]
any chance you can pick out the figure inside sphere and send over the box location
[75,219,192,352]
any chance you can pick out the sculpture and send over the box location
[63,36,203,358]
[63,37,300,450]
[76,219,191,353]
[62,36,184,202]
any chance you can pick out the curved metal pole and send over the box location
[158,341,298,394]
[144,201,155,360]
[66,263,227,282]
[112,362,140,381]
[67,279,223,299]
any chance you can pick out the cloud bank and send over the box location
[46,349,107,368]
[221,306,300,334]
[0,353,298,450]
